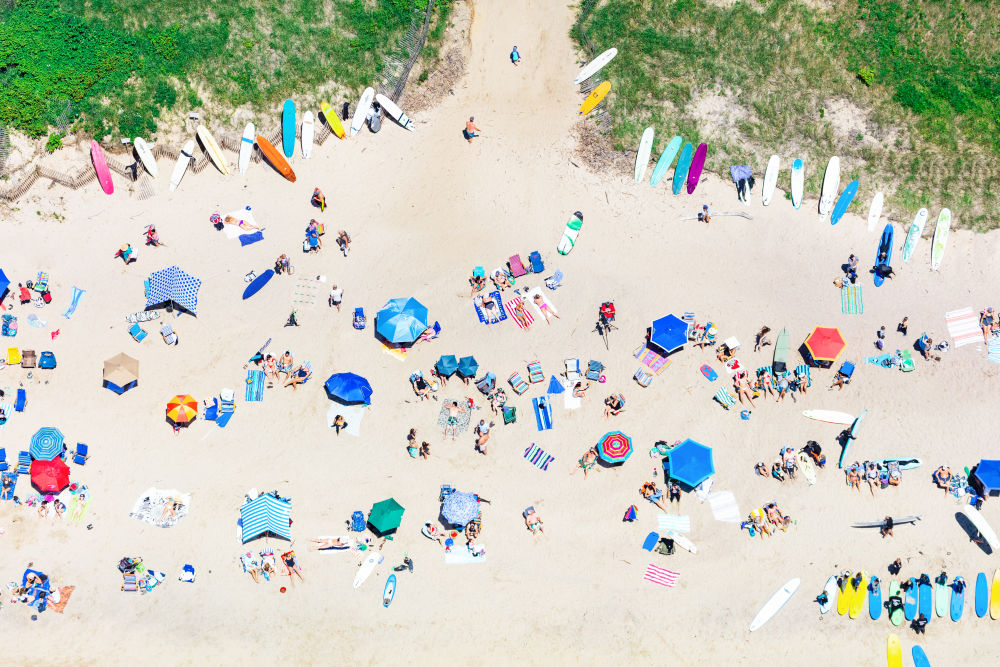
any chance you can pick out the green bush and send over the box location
[857,66,875,86]
[45,132,64,152]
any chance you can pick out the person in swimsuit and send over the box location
[282,551,304,585]
[145,225,163,247]
[573,381,590,398]
[776,375,791,401]
[158,499,181,524]
[512,299,531,328]
[533,294,560,324]
[263,355,279,383]
[571,447,598,478]
[470,273,487,296]
[332,414,347,435]
[794,367,809,394]
[223,214,262,232]
[641,482,667,511]
[443,401,465,440]
[524,509,546,535]
[337,230,351,256]
[284,363,312,390]
[847,466,862,492]
[489,388,506,414]
[668,480,681,504]
[865,462,879,496]
[475,420,494,454]
[734,373,756,408]
[981,308,996,343]
[309,537,349,550]
[603,394,624,418]
[492,270,512,291]
[758,369,776,399]
[241,552,261,583]
[311,188,327,211]
[881,516,894,538]
[933,466,952,492]
[277,351,294,381]
[464,116,481,143]
[411,374,431,400]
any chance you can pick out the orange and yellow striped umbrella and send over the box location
[166,394,198,424]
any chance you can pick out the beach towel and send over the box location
[524,287,558,322]
[445,546,487,565]
[866,353,895,368]
[290,278,319,310]
[245,370,265,402]
[708,491,741,523]
[532,397,553,431]
[27,314,47,328]
[524,443,555,471]
[695,478,714,502]
[634,345,672,375]
[504,296,534,329]
[0,403,12,430]
[563,391,581,410]
[988,337,1000,363]
[657,514,691,533]
[326,404,365,437]
[239,231,264,246]
[129,488,190,528]
[841,285,863,315]
[724,357,744,375]
[62,286,85,319]
[945,307,981,347]
[643,564,680,588]
[381,341,409,360]
[47,586,74,613]
[125,310,160,324]
[436,399,472,435]
[474,291,507,325]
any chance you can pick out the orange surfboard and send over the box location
[255,135,296,182]
[578,80,611,116]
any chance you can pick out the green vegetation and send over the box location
[45,133,63,153]
[575,0,1000,228]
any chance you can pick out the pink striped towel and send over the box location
[504,297,534,329]
[945,307,981,347]
[643,564,679,588]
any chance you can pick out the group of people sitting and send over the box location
[240,548,303,586]
[844,459,901,495]
[732,366,809,407]
[254,350,312,389]
[741,502,792,538]
[639,479,681,511]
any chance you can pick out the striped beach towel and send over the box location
[657,514,691,533]
[245,370,264,402]
[524,444,554,471]
[841,285,863,314]
[634,345,672,374]
[381,342,408,360]
[988,337,1000,363]
[504,297,534,329]
[945,307,981,347]
[0,403,11,430]
[643,564,680,588]
[708,491,741,523]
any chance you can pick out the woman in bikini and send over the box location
[282,551,304,585]
[512,300,531,328]
[533,294,560,324]
[758,369,776,399]
[573,381,590,398]
[734,372,756,408]
[263,355,279,383]
[571,447,598,478]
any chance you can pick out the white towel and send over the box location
[445,545,487,565]
[563,392,581,410]
[695,478,714,502]
[708,491,742,523]
[524,287,558,321]
[657,514,691,533]
[326,404,365,436]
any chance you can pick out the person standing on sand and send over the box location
[464,117,481,144]
[510,46,520,66]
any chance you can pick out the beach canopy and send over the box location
[597,431,633,464]
[30,458,70,493]
[324,372,373,405]
[457,355,479,377]
[436,355,459,376]
[240,493,292,543]
[166,394,198,424]
[804,326,846,363]
[30,427,65,461]
[441,491,480,526]
[0,268,9,301]
[649,314,688,354]
[972,460,1000,495]
[668,439,715,488]
[103,353,139,394]
[369,498,405,534]
[146,265,202,315]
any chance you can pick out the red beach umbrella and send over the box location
[804,326,846,363]
[30,458,71,494]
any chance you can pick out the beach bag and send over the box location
[39,351,56,369]
[350,511,366,532]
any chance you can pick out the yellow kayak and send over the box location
[320,102,346,139]
[578,81,611,116]
[886,634,902,667]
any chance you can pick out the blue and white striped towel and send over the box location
[988,337,1000,363]
[657,514,691,533]
[0,403,12,430]
[245,370,265,402]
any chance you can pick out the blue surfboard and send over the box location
[242,269,275,300]
[904,577,918,620]
[672,142,693,195]
[868,576,882,620]
[975,572,989,617]
[830,179,858,225]
[650,135,682,187]
[950,578,964,621]
[282,99,296,158]
[918,575,932,622]
[383,573,396,607]
[874,223,893,287]
[911,646,930,667]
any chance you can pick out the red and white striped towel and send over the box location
[945,307,981,347]
[504,297,534,329]
[643,564,679,588]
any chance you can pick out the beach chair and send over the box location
[38,351,56,369]
[420,321,441,341]
[160,324,178,345]
[217,389,235,427]
[508,254,528,278]
[502,405,517,425]
[72,443,89,465]
[6,347,21,365]
[682,312,696,338]
[0,449,7,473]
[20,350,36,368]
[565,358,581,381]
[440,485,455,501]
[528,251,544,274]
[33,272,49,293]
[899,350,915,372]
[476,372,496,394]
[545,269,564,290]
[203,397,219,421]
[714,387,737,410]
[121,573,139,592]
[527,360,544,383]
[17,451,31,475]
[129,323,148,342]
[353,307,366,330]
[634,368,653,387]
[586,360,604,381]
[15,389,26,412]
[834,361,855,385]
[508,372,529,394]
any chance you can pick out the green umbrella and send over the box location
[368,498,405,535]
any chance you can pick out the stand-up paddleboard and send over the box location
[888,580,904,626]
[839,410,868,469]
[803,409,855,425]
[650,136,682,186]
[796,452,816,485]
[282,99,296,157]
[867,192,884,231]
[886,634,903,667]
[993,569,1000,620]
[852,516,920,528]
[90,140,114,195]
[574,47,618,84]
[917,575,932,623]
[819,576,837,613]
[930,208,951,270]
[301,111,314,158]
[819,156,840,217]
[935,574,949,617]
[353,549,382,588]
[903,578,918,620]
[255,135,296,182]
[962,505,1000,551]
[901,208,928,261]
[686,142,708,194]
[911,646,930,667]
[634,127,654,183]
[830,179,858,225]
[169,139,195,192]
[875,457,922,470]
[133,137,157,178]
[672,142,694,196]
[239,123,255,175]
[383,573,396,607]
[578,80,611,116]
[975,572,988,617]
[664,529,697,553]
[749,578,799,632]
[837,573,852,615]
[351,87,375,136]
[950,577,964,621]
[196,125,230,175]
[849,571,868,619]
[243,269,274,299]
[874,224,893,287]
[761,155,780,206]
[375,93,415,131]
[319,102,346,139]
[558,211,583,255]
[790,158,804,209]
[869,576,882,620]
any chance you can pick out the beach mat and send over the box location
[989,337,1000,363]
[47,586,74,613]
[635,345,672,375]
[657,514,691,533]
[643,564,679,588]
[841,285,863,314]
[129,488,190,528]
[381,341,408,360]
[945,307,981,347]
[474,291,507,325]
[435,399,472,435]
[503,296,534,329]
[445,547,487,565]
[524,443,555,471]
[245,370,264,402]
[291,278,319,310]
[326,404,365,437]
[708,491,741,523]
[866,353,893,368]
[239,231,264,246]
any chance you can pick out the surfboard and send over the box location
[934,574,948,617]
[975,572,988,617]
[849,409,868,439]
[819,156,840,217]
[239,123,255,175]
[992,569,1000,620]
[383,573,396,607]
[820,576,837,614]
[830,179,858,225]
[243,269,274,300]
[133,137,157,178]
[874,224,893,287]
[578,80,611,116]
[911,646,930,667]
[90,140,114,195]
[852,516,920,528]
[319,102,346,139]
[650,136,682,187]
[634,127,655,183]
[301,111,314,158]
[837,573,851,615]
[886,634,903,667]
[918,575,932,623]
[169,139,195,192]
[950,578,964,621]
[839,409,868,469]
[672,143,694,196]
[196,126,230,175]
[790,158,804,209]
[796,452,816,485]
[904,578,918,620]
[700,364,718,381]
[558,211,583,255]
[868,576,882,620]
[375,93,415,131]
[574,47,618,84]
[255,135,296,182]
[351,87,375,136]
[930,208,951,270]
[888,580,904,626]
[901,208,928,261]
[802,409,855,426]
[686,142,708,194]
[849,571,868,619]
[761,155,780,206]
[749,578,799,632]
[282,99,296,157]
[664,529,697,553]
[875,457,922,470]
[353,549,382,589]
[962,505,1000,551]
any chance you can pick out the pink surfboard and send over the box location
[90,140,114,195]
[686,142,708,195]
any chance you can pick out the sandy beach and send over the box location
[2,1,999,664]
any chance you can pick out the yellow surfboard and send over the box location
[320,102,346,139]
[886,634,902,667]
[837,572,852,615]
[578,80,611,116]
[849,571,868,619]
[991,568,1000,619]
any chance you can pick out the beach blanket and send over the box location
[474,291,507,325]
[129,488,190,528]
[563,392,581,410]
[532,397,553,431]
[245,370,265,402]
[524,443,555,471]
[0,403,12,430]
[866,353,895,368]
[239,231,264,246]
[657,514,691,533]
[27,314,47,328]
[695,479,714,502]
[381,341,408,360]
[290,278,319,310]
[708,491,741,523]
[945,307,981,347]
[841,285,863,314]
[724,358,744,375]
[47,586,74,613]
[62,286,85,319]
[524,287,558,322]
[436,399,472,435]
[445,546,487,565]
[989,337,1000,363]
[503,296,534,329]
[634,345,672,375]
[326,404,365,437]
[643,564,680,588]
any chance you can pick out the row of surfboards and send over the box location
[633,132,708,195]
[575,48,618,116]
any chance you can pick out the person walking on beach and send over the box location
[510,46,520,66]
[464,117,481,144]
[328,284,343,311]
[474,419,494,455]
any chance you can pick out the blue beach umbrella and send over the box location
[649,314,688,354]
[457,355,479,377]
[30,427,65,461]
[146,265,202,315]
[436,355,459,376]
[324,372,373,405]
[380,297,428,322]
[667,439,715,488]
[375,298,429,344]
[441,491,480,526]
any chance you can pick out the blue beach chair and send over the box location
[0,448,8,473]
[17,451,31,475]
[528,251,544,274]
[72,443,89,465]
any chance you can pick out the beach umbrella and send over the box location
[240,493,292,543]
[972,460,1000,496]
[375,297,429,344]
[649,314,688,354]
[30,458,70,493]
[668,439,715,488]
[146,265,202,315]
[380,297,429,323]
[29,427,65,461]
[103,353,139,394]
[441,491,480,526]
[596,430,633,464]
[368,498,406,535]
[436,355,459,376]
[166,394,198,424]
[804,326,846,363]
[457,355,479,377]
[324,372,373,405]
[0,268,9,301]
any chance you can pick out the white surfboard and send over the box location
[796,451,817,485]
[820,576,837,614]
[931,208,952,271]
[196,125,230,176]
[761,155,780,206]
[350,87,375,137]
[665,529,697,553]
[802,409,855,426]
[353,549,383,589]
[819,156,840,217]
[169,139,195,192]
[961,506,999,551]
[375,93,415,131]
[238,122,255,175]
[867,192,884,231]
[901,208,928,261]
[634,127,654,183]
[133,137,157,178]
[301,112,314,158]
[574,48,618,84]
[750,578,800,631]
[790,158,804,209]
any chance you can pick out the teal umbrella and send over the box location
[436,355,459,376]
[369,498,405,535]
[457,356,479,377]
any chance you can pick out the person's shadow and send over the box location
[955,511,994,555]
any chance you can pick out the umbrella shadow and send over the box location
[954,511,994,555]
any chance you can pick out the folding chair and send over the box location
[508,254,528,278]
[586,360,604,381]
[20,350,36,368]
[129,323,148,342]
[502,405,517,425]
[714,387,737,410]
[160,324,178,345]
[0,448,8,473]
[545,270,564,290]
[527,361,544,383]
[440,485,455,501]
[634,368,653,387]
[565,358,581,381]
[17,451,31,475]
[528,250,544,273]
[508,372,529,394]
[72,443,89,465]
[353,307,366,330]
[476,372,496,394]
[33,272,49,293]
